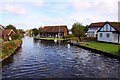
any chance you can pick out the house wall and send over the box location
[64,28,68,36]
[97,23,119,43]
[99,23,116,31]
[87,27,100,37]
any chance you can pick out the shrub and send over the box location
[64,34,74,39]
[1,39,22,59]
[0,38,4,43]
[11,33,22,40]
[70,37,80,42]
[81,37,97,42]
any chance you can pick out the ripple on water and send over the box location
[2,37,120,78]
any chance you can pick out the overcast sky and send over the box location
[0,0,119,30]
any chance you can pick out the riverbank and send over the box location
[0,39,22,62]
[34,37,70,41]
[69,42,120,60]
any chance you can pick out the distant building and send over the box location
[0,25,5,30]
[1,29,15,41]
[87,22,105,37]
[40,25,69,38]
[97,22,120,43]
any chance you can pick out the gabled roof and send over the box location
[2,29,15,36]
[88,22,105,28]
[97,22,120,32]
[108,22,120,32]
[41,25,68,33]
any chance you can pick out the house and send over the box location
[0,25,5,30]
[87,22,105,37]
[40,25,69,38]
[97,22,120,43]
[1,29,15,41]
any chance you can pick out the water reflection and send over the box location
[40,40,68,46]
[2,56,14,67]
[2,36,120,78]
[2,48,22,67]
[67,44,70,48]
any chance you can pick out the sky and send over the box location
[0,0,119,30]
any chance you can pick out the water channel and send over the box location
[2,36,120,78]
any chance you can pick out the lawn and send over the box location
[80,42,120,55]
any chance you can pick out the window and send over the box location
[100,33,102,37]
[106,33,110,37]
[106,24,108,31]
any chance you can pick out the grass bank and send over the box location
[80,42,119,55]
[34,37,69,41]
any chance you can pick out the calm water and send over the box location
[2,36,120,78]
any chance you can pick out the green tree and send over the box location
[39,27,43,33]
[26,29,32,36]
[5,24,17,33]
[84,25,89,33]
[71,22,85,41]
[11,33,22,40]
[32,28,39,36]
[18,29,24,33]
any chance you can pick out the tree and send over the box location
[17,29,25,37]
[18,29,24,33]
[26,29,32,36]
[39,27,43,33]
[71,22,85,41]
[11,33,22,40]
[32,28,39,36]
[5,24,17,33]
[84,25,89,33]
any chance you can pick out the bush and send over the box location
[64,34,74,39]
[1,39,22,59]
[0,38,4,43]
[81,37,97,42]
[11,33,22,40]
[70,37,80,42]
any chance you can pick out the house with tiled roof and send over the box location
[0,25,5,30]
[97,22,120,43]
[87,22,105,37]
[40,25,68,38]
[1,29,15,41]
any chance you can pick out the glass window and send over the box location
[100,33,102,37]
[106,33,110,37]
[106,24,108,31]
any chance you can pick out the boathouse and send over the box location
[40,25,69,38]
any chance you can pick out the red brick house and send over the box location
[40,25,69,38]
[1,29,15,41]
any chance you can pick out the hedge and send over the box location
[81,37,97,42]
[0,39,22,61]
